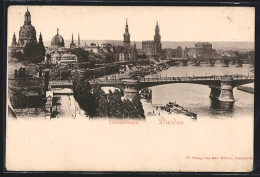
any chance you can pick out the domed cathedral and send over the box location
[46,29,77,64]
[11,7,37,49]
[51,28,65,47]
[118,19,137,61]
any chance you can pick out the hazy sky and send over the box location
[8,6,255,45]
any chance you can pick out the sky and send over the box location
[7,6,255,45]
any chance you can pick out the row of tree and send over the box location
[72,75,145,118]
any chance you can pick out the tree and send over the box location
[105,53,115,63]
[71,48,89,63]
[23,42,45,63]
[132,96,145,118]
[72,76,96,117]
[10,50,24,61]
[38,33,46,62]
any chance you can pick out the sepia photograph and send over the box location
[6,6,255,172]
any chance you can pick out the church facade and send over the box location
[117,19,137,61]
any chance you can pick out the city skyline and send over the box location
[8,6,254,46]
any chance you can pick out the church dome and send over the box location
[51,29,65,47]
[18,8,37,46]
[19,25,36,41]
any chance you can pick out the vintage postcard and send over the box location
[6,6,255,172]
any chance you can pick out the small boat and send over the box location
[166,102,197,119]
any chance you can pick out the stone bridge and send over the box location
[89,74,254,103]
[168,57,251,67]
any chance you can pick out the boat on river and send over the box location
[165,102,197,119]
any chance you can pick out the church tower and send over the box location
[78,33,80,47]
[70,33,76,49]
[18,7,37,46]
[11,32,17,47]
[154,21,162,55]
[123,19,130,47]
[39,32,43,46]
[24,7,31,25]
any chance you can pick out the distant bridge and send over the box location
[168,57,252,67]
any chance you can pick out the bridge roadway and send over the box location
[49,75,254,88]
[89,74,254,87]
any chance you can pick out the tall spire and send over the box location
[39,32,44,45]
[154,21,162,56]
[125,18,129,33]
[57,28,59,35]
[123,18,130,47]
[11,32,17,46]
[24,7,31,25]
[70,33,76,48]
[155,21,160,34]
[78,33,80,46]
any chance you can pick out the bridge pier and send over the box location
[123,80,140,100]
[218,76,235,102]
[209,87,221,100]
[209,76,235,103]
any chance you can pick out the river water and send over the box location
[146,63,254,119]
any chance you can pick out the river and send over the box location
[147,63,254,119]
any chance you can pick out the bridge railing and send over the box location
[48,75,254,85]
[90,79,124,84]
[49,80,73,85]
[140,75,254,83]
